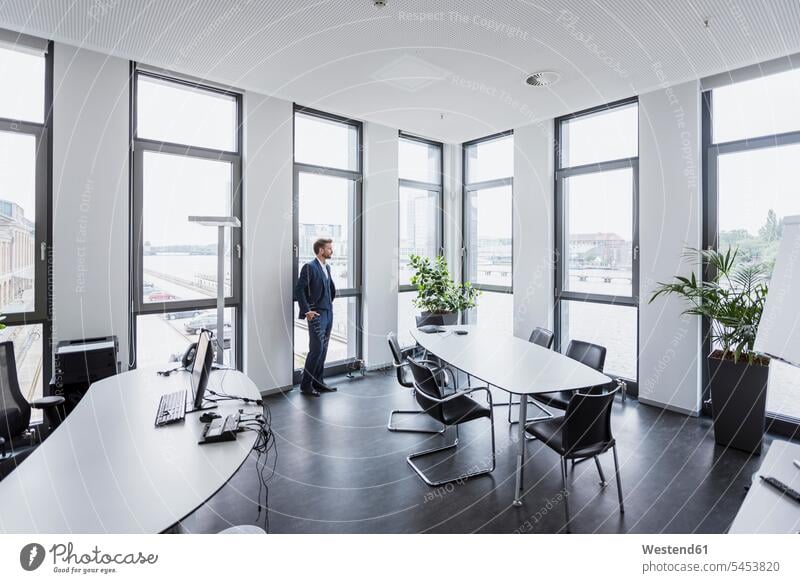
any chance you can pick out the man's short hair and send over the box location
[313,238,333,255]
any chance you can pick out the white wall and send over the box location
[52,44,130,364]
[513,122,555,340]
[637,80,703,415]
[362,122,399,368]
[241,93,294,392]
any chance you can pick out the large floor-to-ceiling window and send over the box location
[703,65,800,426]
[0,36,52,422]
[293,106,362,378]
[555,100,639,387]
[463,131,513,336]
[397,133,443,346]
[131,70,243,369]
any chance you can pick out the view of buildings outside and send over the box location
[398,188,438,286]
[563,224,636,379]
[1,122,42,420]
[137,244,235,369]
[135,150,235,369]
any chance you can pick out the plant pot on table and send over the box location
[416,311,459,327]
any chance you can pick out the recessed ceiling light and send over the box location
[525,71,560,87]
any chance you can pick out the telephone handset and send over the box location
[181,341,198,369]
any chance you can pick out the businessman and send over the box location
[295,238,338,397]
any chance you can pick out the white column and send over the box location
[638,80,703,415]
[241,93,294,392]
[513,122,555,340]
[361,122,399,369]
[52,44,129,364]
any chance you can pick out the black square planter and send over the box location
[707,353,769,455]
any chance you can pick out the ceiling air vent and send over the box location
[525,71,560,87]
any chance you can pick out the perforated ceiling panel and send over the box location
[2,0,799,142]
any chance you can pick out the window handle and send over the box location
[633,245,639,261]
[235,244,242,259]
[40,242,47,262]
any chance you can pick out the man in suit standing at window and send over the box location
[295,238,338,397]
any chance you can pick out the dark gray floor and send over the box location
[179,370,786,534]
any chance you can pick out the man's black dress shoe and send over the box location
[314,383,338,392]
[300,387,321,397]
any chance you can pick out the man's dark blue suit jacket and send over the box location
[295,259,336,319]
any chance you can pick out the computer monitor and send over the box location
[189,329,214,411]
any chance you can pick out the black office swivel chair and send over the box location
[405,358,496,486]
[506,327,555,424]
[386,332,448,434]
[525,388,624,533]
[1,341,66,467]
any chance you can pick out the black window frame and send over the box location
[0,37,53,414]
[129,67,244,370]
[554,97,640,394]
[397,132,443,344]
[292,104,363,382]
[398,131,444,293]
[701,85,800,437]
[461,130,514,325]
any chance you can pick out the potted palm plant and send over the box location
[650,247,770,454]
[409,255,480,325]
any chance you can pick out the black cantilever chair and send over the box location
[386,332,449,434]
[506,327,555,424]
[0,341,66,462]
[405,358,496,487]
[525,387,624,533]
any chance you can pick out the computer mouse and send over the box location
[454,329,469,335]
[200,412,221,423]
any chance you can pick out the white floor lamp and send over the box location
[188,215,241,366]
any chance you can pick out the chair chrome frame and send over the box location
[406,385,496,487]
[561,443,624,533]
[504,394,554,425]
[388,358,454,435]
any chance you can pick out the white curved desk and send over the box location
[0,366,262,533]
[411,326,611,505]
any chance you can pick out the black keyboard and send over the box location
[155,390,187,426]
[760,475,800,504]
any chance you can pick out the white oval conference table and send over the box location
[411,325,611,506]
[0,366,262,533]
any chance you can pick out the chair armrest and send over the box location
[31,396,66,409]
[400,346,418,358]
[426,385,492,405]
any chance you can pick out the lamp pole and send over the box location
[188,216,241,366]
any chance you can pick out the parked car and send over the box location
[164,309,201,320]
[184,313,231,334]
[147,291,178,302]
[143,281,156,294]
